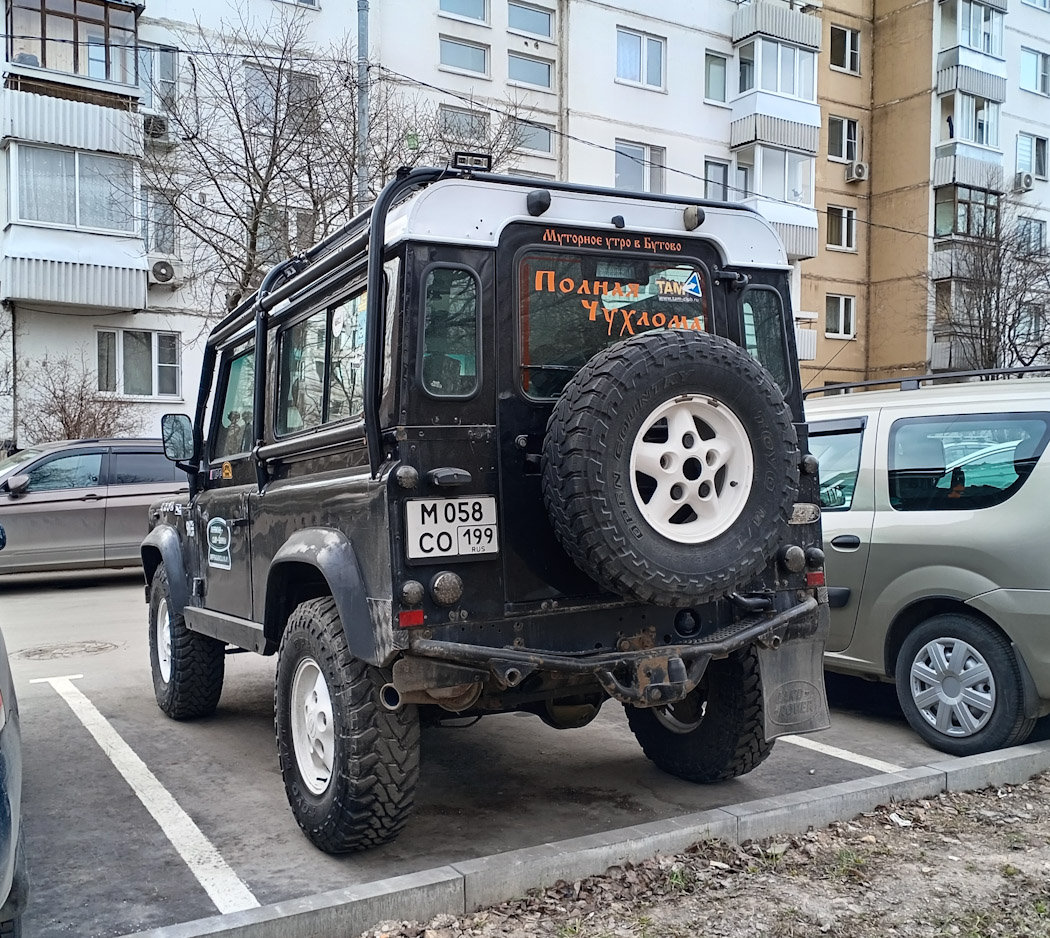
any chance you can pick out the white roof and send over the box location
[383,178,790,271]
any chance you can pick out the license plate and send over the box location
[405,497,499,560]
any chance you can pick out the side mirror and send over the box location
[161,414,196,463]
[7,475,29,497]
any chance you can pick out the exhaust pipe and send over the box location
[380,683,402,711]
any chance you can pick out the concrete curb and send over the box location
[118,741,1050,938]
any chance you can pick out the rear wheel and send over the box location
[149,566,225,719]
[625,648,773,782]
[895,614,1036,756]
[275,597,420,853]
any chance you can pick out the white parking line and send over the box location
[30,674,260,914]
[780,734,904,774]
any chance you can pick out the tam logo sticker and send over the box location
[207,518,231,570]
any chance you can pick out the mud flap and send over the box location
[756,603,832,740]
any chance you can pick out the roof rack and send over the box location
[802,365,1050,399]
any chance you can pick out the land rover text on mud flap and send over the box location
[142,163,832,853]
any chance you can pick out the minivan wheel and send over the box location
[895,614,1036,756]
[149,565,225,719]
[275,597,420,853]
[624,648,773,782]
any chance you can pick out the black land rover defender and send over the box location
[142,164,831,854]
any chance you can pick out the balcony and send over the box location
[0,88,141,155]
[733,2,821,49]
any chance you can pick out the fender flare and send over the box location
[266,528,380,663]
[141,525,190,615]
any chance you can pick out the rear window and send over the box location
[111,451,179,484]
[888,413,1050,511]
[518,251,710,398]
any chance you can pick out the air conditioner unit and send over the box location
[143,113,174,146]
[148,258,184,288]
[1014,171,1035,192]
[845,161,869,183]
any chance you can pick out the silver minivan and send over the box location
[806,378,1050,756]
[0,439,188,574]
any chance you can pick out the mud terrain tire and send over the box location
[542,330,798,606]
[275,597,420,853]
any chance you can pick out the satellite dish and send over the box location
[152,260,175,283]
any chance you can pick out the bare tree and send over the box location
[142,6,532,314]
[19,352,145,443]
[933,191,1050,373]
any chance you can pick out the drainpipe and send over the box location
[356,0,370,213]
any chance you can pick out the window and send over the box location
[1021,48,1050,95]
[736,39,814,100]
[614,140,665,193]
[888,415,1049,511]
[736,149,753,199]
[508,52,552,88]
[1022,0,1049,9]
[1018,133,1049,178]
[1017,303,1046,343]
[518,252,709,398]
[741,288,789,394]
[439,0,486,20]
[830,25,860,73]
[253,206,315,266]
[439,37,488,74]
[616,28,664,89]
[141,189,176,255]
[934,186,999,238]
[705,52,727,102]
[421,268,479,398]
[513,119,553,153]
[16,145,134,233]
[138,45,177,112]
[828,116,858,162]
[956,92,999,147]
[810,426,863,510]
[827,206,857,250]
[959,2,1003,57]
[213,348,256,459]
[277,291,367,435]
[7,0,136,83]
[26,453,103,493]
[97,329,181,398]
[439,105,490,140]
[1019,217,1047,254]
[111,451,180,485]
[245,65,319,128]
[737,146,812,204]
[738,42,755,93]
[705,160,729,201]
[508,2,551,37]
[825,294,856,338]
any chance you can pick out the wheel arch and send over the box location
[141,524,189,615]
[264,528,384,663]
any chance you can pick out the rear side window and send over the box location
[111,451,179,484]
[421,266,479,398]
[888,413,1050,511]
[810,425,864,510]
[741,287,790,395]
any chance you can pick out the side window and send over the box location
[212,348,256,460]
[329,292,367,420]
[111,451,179,484]
[27,453,103,492]
[741,287,790,395]
[889,413,1049,511]
[421,267,479,398]
[810,427,863,509]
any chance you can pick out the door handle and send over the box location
[230,516,249,528]
[79,493,103,501]
[831,534,861,549]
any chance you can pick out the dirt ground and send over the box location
[362,771,1050,938]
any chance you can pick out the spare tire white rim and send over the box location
[290,657,335,795]
[630,394,754,543]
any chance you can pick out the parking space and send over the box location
[4,571,1030,938]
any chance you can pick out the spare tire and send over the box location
[541,329,798,607]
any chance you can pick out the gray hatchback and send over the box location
[807,377,1050,756]
[0,439,187,574]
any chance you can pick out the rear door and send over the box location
[104,447,188,565]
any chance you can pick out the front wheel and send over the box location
[275,597,420,853]
[149,566,225,719]
[625,647,773,782]
[895,614,1036,756]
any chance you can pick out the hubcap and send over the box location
[290,657,335,795]
[909,637,995,738]
[157,597,173,684]
[629,395,754,543]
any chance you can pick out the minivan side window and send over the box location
[810,426,863,509]
[888,413,1049,511]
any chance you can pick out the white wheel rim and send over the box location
[158,597,173,684]
[909,637,996,738]
[290,657,335,795]
[629,394,754,543]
